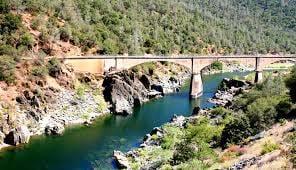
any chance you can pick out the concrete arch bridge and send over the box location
[64,55,296,99]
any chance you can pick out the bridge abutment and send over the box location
[190,73,203,99]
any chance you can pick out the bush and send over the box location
[246,97,281,134]
[59,27,71,42]
[47,58,62,78]
[276,99,293,118]
[211,61,223,70]
[0,55,16,84]
[0,0,9,14]
[261,140,279,155]
[172,140,195,165]
[286,66,296,102]
[31,66,48,77]
[161,125,184,149]
[0,13,22,34]
[19,33,34,49]
[0,44,18,56]
[220,115,251,148]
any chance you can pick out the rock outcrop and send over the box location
[4,126,31,146]
[209,78,252,106]
[103,66,190,115]
[113,150,130,169]
[103,71,148,115]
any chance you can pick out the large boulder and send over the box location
[113,150,130,169]
[4,126,31,146]
[103,71,148,115]
[219,78,250,91]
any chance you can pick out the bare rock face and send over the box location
[4,126,31,146]
[103,70,148,115]
[113,150,130,169]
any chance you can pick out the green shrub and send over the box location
[220,115,251,148]
[0,44,18,56]
[94,95,108,113]
[31,66,48,77]
[288,132,296,168]
[211,61,223,70]
[19,33,34,49]
[102,38,119,54]
[246,97,281,134]
[0,55,16,84]
[47,58,62,78]
[172,140,195,165]
[161,125,184,149]
[59,27,71,42]
[260,141,279,155]
[276,99,293,118]
[0,0,9,13]
[286,66,296,103]
[0,13,22,34]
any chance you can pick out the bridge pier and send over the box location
[255,71,263,83]
[190,73,203,99]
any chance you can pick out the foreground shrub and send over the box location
[31,66,48,77]
[220,115,251,148]
[0,13,22,34]
[286,66,296,102]
[246,97,281,134]
[275,99,293,118]
[260,140,279,155]
[0,55,16,84]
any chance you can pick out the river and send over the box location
[0,72,249,170]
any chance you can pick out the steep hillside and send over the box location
[0,0,295,57]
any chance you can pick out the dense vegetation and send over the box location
[0,0,295,56]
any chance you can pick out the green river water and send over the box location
[0,72,249,170]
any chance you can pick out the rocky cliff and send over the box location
[103,62,190,115]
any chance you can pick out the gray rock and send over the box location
[140,74,151,90]
[113,150,130,169]
[28,110,41,121]
[16,95,27,104]
[4,126,31,146]
[192,106,201,116]
[151,84,164,94]
[45,124,64,135]
[24,90,34,100]
[103,72,148,115]
[31,96,41,108]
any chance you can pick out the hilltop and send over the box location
[0,0,295,58]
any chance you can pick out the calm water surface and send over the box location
[0,72,249,170]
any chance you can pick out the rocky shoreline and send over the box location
[208,78,252,106]
[0,61,112,150]
[0,61,190,150]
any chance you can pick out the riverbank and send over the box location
[0,59,110,150]
[0,60,190,151]
[114,74,296,169]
